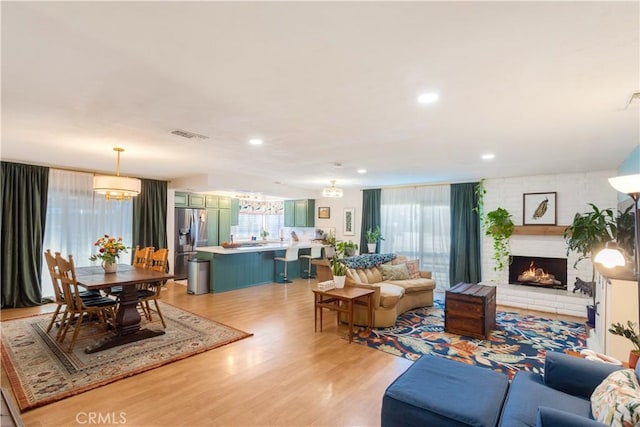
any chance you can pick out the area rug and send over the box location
[1,302,252,411]
[353,301,586,379]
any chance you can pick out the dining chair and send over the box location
[132,245,154,268]
[274,247,299,283]
[44,249,102,333]
[54,252,118,352]
[137,248,169,328]
[300,245,323,279]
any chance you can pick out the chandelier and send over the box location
[93,147,141,200]
[322,180,343,198]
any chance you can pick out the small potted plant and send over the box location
[260,229,269,240]
[608,321,640,368]
[365,226,384,254]
[324,231,337,258]
[331,256,348,288]
[336,240,358,257]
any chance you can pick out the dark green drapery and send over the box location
[132,179,168,256]
[360,189,381,253]
[449,182,481,287]
[1,162,49,307]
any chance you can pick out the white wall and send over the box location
[314,189,363,250]
[481,170,618,289]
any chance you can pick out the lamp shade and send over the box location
[594,242,626,268]
[93,175,141,200]
[608,174,640,195]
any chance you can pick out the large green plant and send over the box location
[609,321,640,351]
[365,226,384,244]
[336,240,358,257]
[485,207,514,271]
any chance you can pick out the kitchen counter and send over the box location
[196,243,327,293]
[198,242,325,255]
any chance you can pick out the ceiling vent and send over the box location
[170,129,209,140]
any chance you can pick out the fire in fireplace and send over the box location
[509,256,568,290]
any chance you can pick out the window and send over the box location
[381,185,451,288]
[41,169,133,298]
[234,200,284,240]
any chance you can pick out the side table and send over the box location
[312,286,374,343]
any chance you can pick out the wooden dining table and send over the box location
[75,264,174,354]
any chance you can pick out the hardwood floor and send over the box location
[1,280,584,427]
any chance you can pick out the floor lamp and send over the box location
[608,173,640,326]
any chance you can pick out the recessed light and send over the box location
[357,169,367,174]
[417,93,439,104]
[249,138,263,145]
[482,153,495,160]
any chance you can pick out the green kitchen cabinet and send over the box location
[294,199,315,227]
[284,200,296,227]
[219,208,231,244]
[205,195,218,208]
[230,198,240,226]
[175,192,189,207]
[188,194,206,208]
[207,209,220,246]
[218,196,231,209]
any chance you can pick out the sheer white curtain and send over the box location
[380,185,451,289]
[41,169,133,298]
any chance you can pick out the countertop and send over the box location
[197,242,326,255]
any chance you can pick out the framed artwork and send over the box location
[343,208,355,235]
[523,192,557,225]
[318,207,330,219]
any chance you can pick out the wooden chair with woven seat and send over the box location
[54,252,118,352]
[44,249,101,333]
[137,248,168,328]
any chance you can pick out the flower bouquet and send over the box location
[89,235,128,273]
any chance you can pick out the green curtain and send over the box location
[360,189,381,253]
[449,182,481,287]
[1,162,49,307]
[132,179,168,256]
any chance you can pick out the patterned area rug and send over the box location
[1,302,252,411]
[353,301,586,379]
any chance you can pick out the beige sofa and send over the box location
[344,256,436,327]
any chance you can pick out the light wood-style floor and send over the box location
[1,280,583,427]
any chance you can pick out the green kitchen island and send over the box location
[196,243,325,293]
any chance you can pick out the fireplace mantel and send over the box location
[512,225,568,236]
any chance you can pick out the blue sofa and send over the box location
[382,352,634,427]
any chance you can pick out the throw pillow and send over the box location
[380,263,411,281]
[591,369,640,426]
[405,259,420,279]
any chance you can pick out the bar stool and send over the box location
[274,247,299,283]
[300,246,322,278]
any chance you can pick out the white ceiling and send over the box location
[1,1,639,199]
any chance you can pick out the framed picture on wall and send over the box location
[318,207,330,219]
[523,192,557,225]
[343,208,355,235]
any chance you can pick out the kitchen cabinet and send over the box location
[207,208,232,246]
[284,199,315,227]
[175,192,206,208]
[205,195,218,208]
[230,198,240,226]
[593,271,639,362]
[218,196,231,209]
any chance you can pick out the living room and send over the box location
[1,1,639,426]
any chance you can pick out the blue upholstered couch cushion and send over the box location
[382,355,509,427]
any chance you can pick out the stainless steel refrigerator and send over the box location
[174,208,208,280]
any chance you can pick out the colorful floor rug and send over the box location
[353,301,586,379]
[1,302,252,411]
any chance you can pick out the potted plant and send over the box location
[564,203,617,327]
[331,256,348,288]
[365,226,384,253]
[324,231,337,258]
[484,207,514,272]
[260,229,269,240]
[608,321,640,368]
[336,240,358,257]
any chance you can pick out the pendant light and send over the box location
[93,147,141,200]
[322,180,343,198]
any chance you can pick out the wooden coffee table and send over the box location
[445,282,496,339]
[312,286,374,343]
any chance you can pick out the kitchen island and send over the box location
[196,242,326,293]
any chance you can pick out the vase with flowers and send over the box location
[89,234,128,273]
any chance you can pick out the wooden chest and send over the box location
[445,283,496,339]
